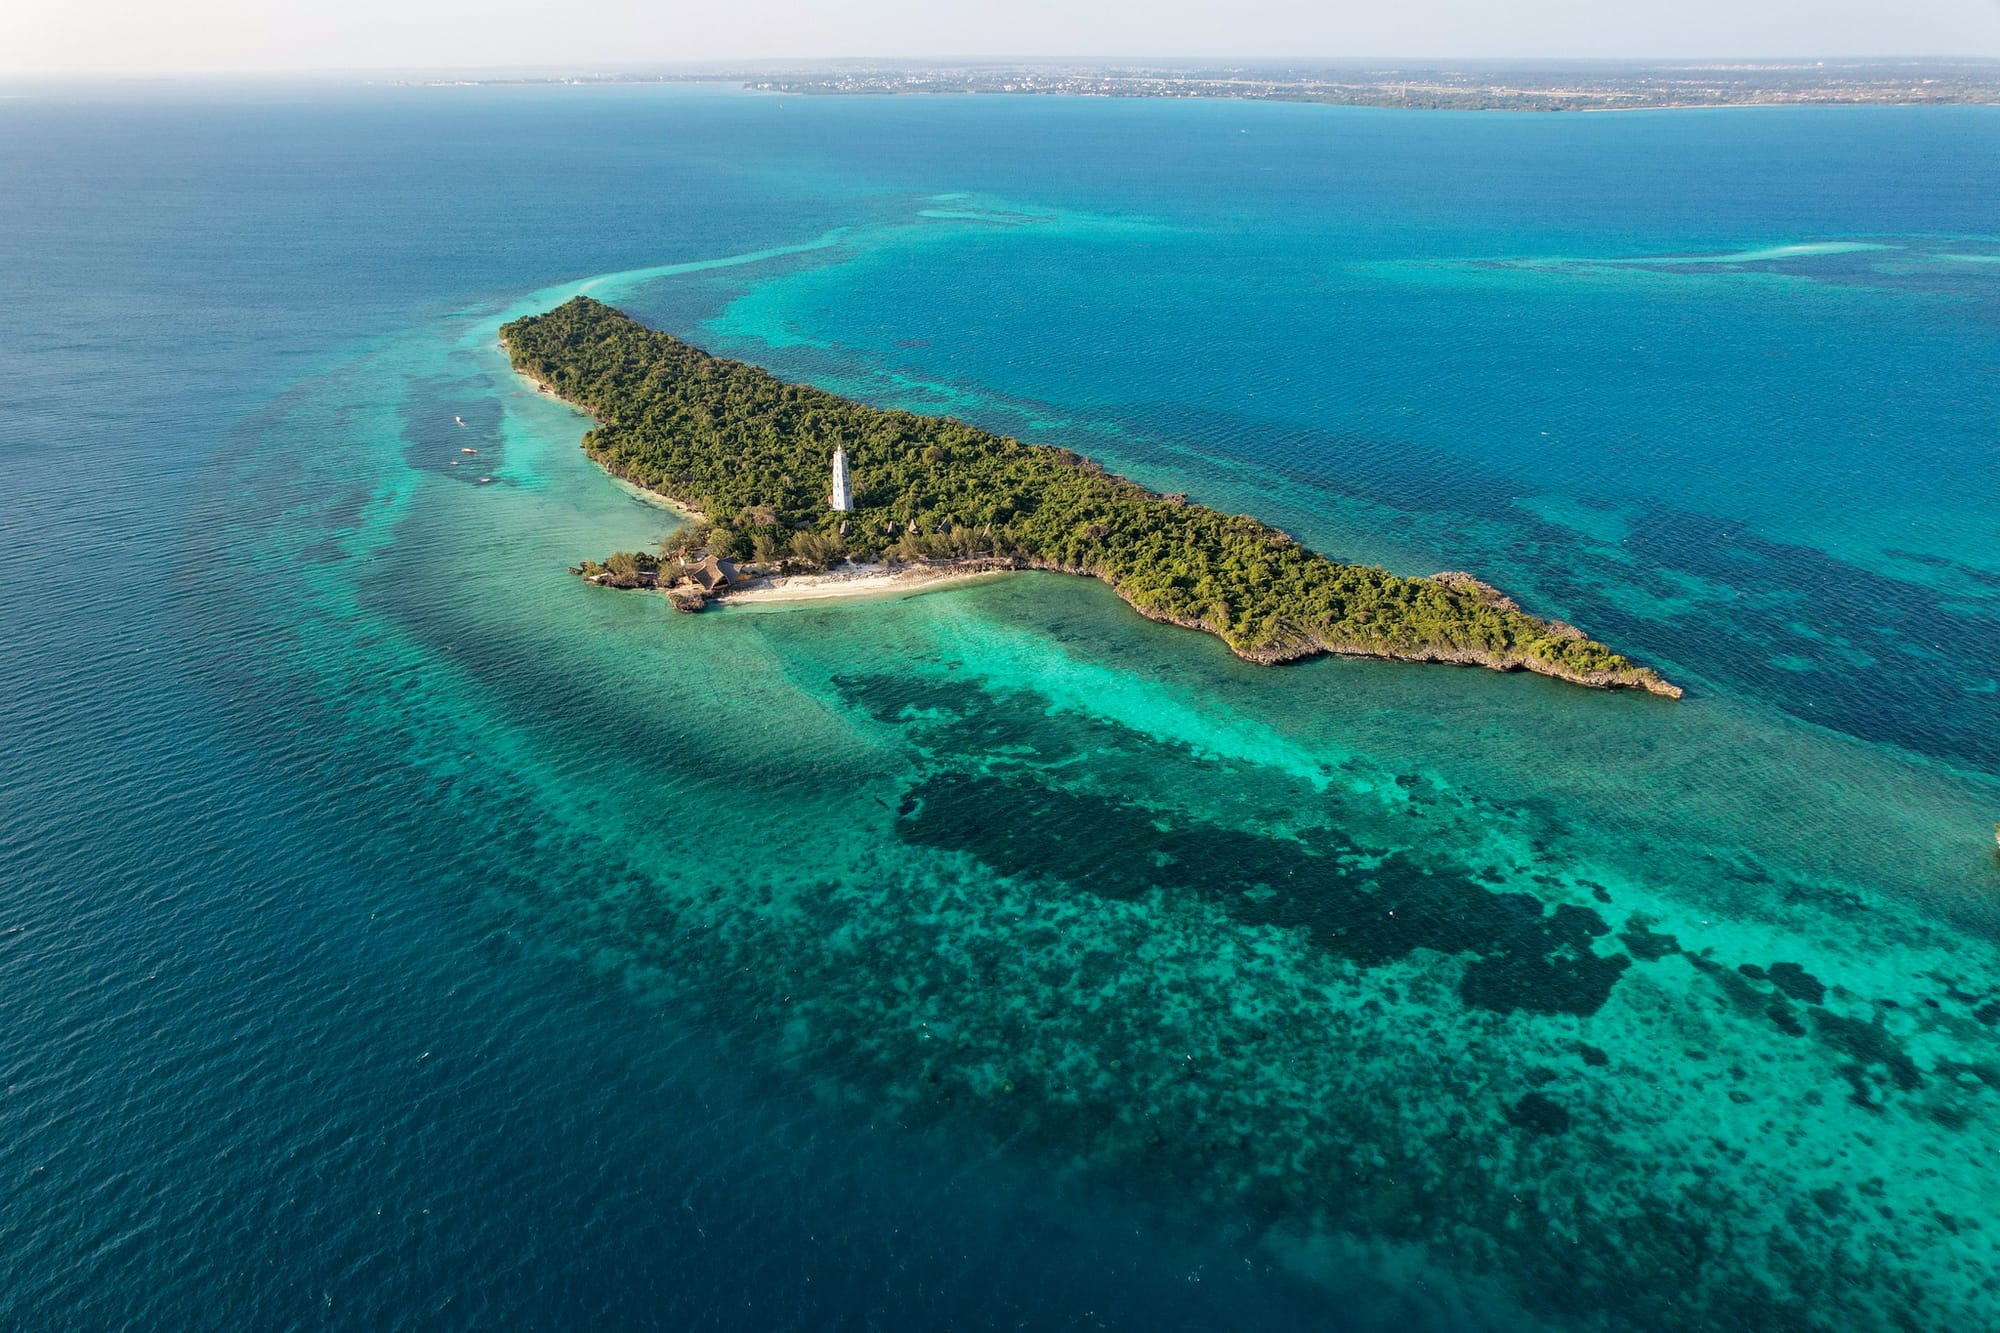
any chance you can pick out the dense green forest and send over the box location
[502,297,1677,695]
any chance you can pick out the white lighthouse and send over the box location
[830,446,852,511]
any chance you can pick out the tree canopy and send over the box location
[503,296,1675,694]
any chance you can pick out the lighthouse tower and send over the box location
[830,446,852,511]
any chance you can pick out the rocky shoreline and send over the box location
[1020,557,1684,697]
[576,549,1683,698]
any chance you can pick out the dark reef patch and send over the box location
[894,768,1632,1017]
[1506,1092,1573,1135]
[1769,1003,1808,1037]
[1815,1010,1925,1099]
[1690,952,1776,1020]
[1767,962,1828,1005]
[1619,925,1680,962]
[1739,961,1827,1005]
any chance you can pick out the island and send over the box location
[501,296,1680,697]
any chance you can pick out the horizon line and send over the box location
[8,53,2000,81]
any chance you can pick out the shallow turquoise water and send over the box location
[3,83,1999,1330]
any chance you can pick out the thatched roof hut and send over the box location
[688,556,742,593]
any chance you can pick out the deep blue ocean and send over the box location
[3,82,1998,1330]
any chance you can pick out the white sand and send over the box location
[607,476,702,521]
[717,562,1009,605]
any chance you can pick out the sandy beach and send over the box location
[608,475,702,521]
[716,561,1011,605]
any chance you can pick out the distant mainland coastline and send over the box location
[400,59,2000,114]
[501,297,1680,697]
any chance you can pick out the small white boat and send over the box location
[460,447,478,455]
[454,415,465,426]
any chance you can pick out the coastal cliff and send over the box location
[503,297,1680,699]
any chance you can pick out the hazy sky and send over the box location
[6,0,2000,76]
